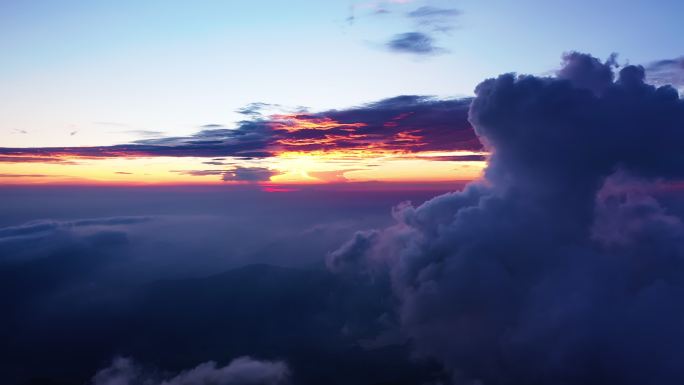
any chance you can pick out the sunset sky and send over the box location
[1,0,683,185]
[5,1,684,385]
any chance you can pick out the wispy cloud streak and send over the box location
[0,96,481,163]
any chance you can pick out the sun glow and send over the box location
[0,148,486,185]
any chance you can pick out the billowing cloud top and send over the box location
[329,52,684,384]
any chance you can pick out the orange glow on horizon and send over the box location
[0,147,487,186]
[269,115,368,133]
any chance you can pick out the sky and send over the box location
[4,2,684,385]
[1,0,683,185]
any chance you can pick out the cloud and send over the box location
[173,167,279,182]
[222,167,279,182]
[0,216,152,241]
[407,6,461,32]
[329,52,684,384]
[408,6,460,19]
[270,95,479,154]
[557,51,618,95]
[379,5,461,57]
[0,155,77,164]
[0,96,480,163]
[120,129,165,138]
[202,160,232,166]
[347,0,417,24]
[415,154,486,162]
[0,188,460,385]
[307,169,361,183]
[386,32,446,55]
[646,56,684,88]
[0,123,275,161]
[92,356,290,385]
[0,173,63,178]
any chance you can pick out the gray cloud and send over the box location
[120,129,165,138]
[0,216,152,241]
[386,32,446,55]
[222,167,279,182]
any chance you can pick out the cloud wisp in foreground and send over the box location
[92,356,290,385]
[328,52,684,384]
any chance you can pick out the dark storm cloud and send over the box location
[386,32,446,55]
[329,52,684,384]
[646,56,684,87]
[0,96,480,163]
[92,356,290,385]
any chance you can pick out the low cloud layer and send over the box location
[0,185,456,385]
[329,52,684,384]
[92,356,290,385]
[0,216,151,241]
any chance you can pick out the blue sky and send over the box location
[1,0,682,148]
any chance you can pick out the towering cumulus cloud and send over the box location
[328,53,684,384]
